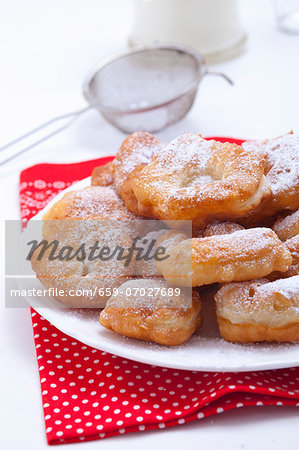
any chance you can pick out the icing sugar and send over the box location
[136,133,266,212]
[71,187,137,221]
[113,132,162,187]
[203,220,244,237]
[257,274,299,299]
[152,133,214,188]
[243,133,299,196]
[273,209,299,240]
[216,276,299,328]
[195,227,284,262]
[105,278,192,309]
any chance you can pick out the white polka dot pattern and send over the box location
[30,312,299,444]
[20,155,299,445]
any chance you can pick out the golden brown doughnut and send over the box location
[130,133,270,227]
[113,132,163,214]
[43,186,138,222]
[32,186,136,308]
[241,132,299,224]
[100,279,202,346]
[91,162,114,187]
[31,232,133,309]
[156,227,292,287]
[273,209,299,241]
[215,275,299,342]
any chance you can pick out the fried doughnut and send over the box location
[113,132,163,214]
[91,162,114,187]
[215,275,299,342]
[43,186,138,222]
[202,220,244,237]
[156,227,292,287]
[100,279,201,346]
[42,186,140,253]
[130,133,270,227]
[268,235,299,281]
[242,132,299,224]
[273,209,299,241]
[32,186,136,308]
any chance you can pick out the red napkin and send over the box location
[19,140,299,446]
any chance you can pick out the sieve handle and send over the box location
[203,70,234,85]
[0,105,92,167]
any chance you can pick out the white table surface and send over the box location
[1,0,299,448]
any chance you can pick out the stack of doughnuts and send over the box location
[32,131,299,345]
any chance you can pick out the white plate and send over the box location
[22,177,299,372]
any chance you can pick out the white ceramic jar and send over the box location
[129,0,246,62]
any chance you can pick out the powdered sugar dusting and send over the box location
[113,132,162,187]
[197,227,284,262]
[273,209,299,241]
[257,275,299,299]
[72,187,137,221]
[243,133,299,197]
[134,133,268,224]
[105,278,193,310]
[216,276,299,328]
[203,220,244,237]
[33,186,140,307]
[153,133,214,189]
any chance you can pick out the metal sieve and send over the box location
[0,44,232,166]
[83,44,233,133]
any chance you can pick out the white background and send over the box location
[1,0,299,449]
